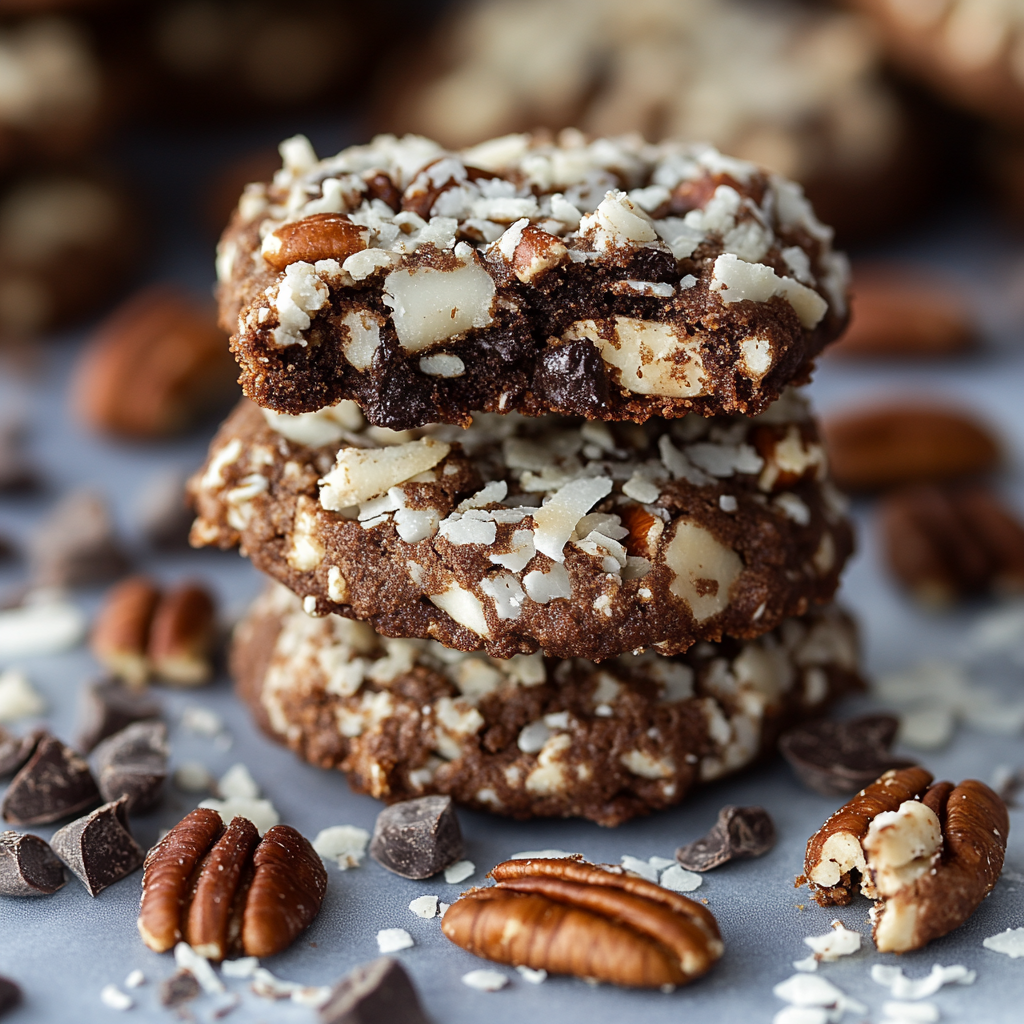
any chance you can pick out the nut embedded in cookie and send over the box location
[802,767,1009,952]
[441,858,723,988]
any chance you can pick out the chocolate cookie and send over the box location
[216,131,849,429]
[232,584,862,826]
[188,392,852,661]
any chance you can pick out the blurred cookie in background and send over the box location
[378,0,931,240]
[0,171,139,345]
[850,0,1024,128]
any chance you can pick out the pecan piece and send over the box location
[261,213,369,271]
[138,811,326,960]
[803,767,1008,952]
[441,858,723,988]
[147,583,217,687]
[90,576,161,687]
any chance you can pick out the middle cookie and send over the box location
[189,390,852,661]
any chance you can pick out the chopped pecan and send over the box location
[137,809,327,960]
[90,576,161,687]
[262,213,369,271]
[147,583,217,687]
[441,858,723,988]
[511,226,568,283]
[619,504,661,558]
[803,767,1008,952]
[822,405,1000,492]
[879,483,1024,606]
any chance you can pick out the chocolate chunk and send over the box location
[369,795,463,879]
[159,969,200,1008]
[0,830,66,895]
[28,490,130,588]
[0,727,43,778]
[0,534,16,562]
[92,721,168,814]
[136,470,195,551]
[0,976,21,1016]
[76,679,162,754]
[1,735,101,825]
[676,805,777,872]
[50,796,145,896]
[0,422,39,495]
[318,957,429,1024]
[779,714,918,796]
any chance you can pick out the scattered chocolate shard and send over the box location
[369,795,463,880]
[0,830,66,896]
[76,678,162,754]
[676,805,777,872]
[0,533,16,562]
[0,727,43,777]
[50,796,145,896]
[136,469,195,551]
[159,969,201,1008]
[1,734,101,825]
[28,490,130,588]
[0,422,40,494]
[779,714,918,796]
[0,976,21,1016]
[318,957,430,1024]
[93,721,169,814]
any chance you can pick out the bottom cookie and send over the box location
[232,584,862,826]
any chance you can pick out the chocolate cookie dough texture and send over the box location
[217,131,849,429]
[190,392,851,660]
[231,583,861,826]
[380,0,913,239]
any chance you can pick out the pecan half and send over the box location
[441,858,723,988]
[90,576,161,687]
[261,213,369,271]
[138,810,327,960]
[147,583,217,687]
[803,768,1008,952]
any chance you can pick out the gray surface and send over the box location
[2,217,1024,1022]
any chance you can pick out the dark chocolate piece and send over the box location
[318,957,429,1024]
[676,805,777,872]
[1,735,101,825]
[0,728,43,778]
[28,490,130,589]
[369,796,463,880]
[159,969,200,1008]
[0,977,21,1017]
[0,830,66,896]
[0,422,39,495]
[76,679,161,754]
[779,714,918,796]
[50,796,145,896]
[92,721,169,814]
[136,469,195,551]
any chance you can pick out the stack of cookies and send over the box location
[191,131,861,825]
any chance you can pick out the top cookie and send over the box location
[218,131,850,430]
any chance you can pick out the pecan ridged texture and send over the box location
[803,767,1009,952]
[441,858,723,988]
[138,809,327,960]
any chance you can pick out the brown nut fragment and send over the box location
[780,715,917,796]
[138,811,326,960]
[442,858,723,988]
[675,805,776,871]
[242,825,329,958]
[90,576,161,687]
[822,405,1000,492]
[147,584,217,687]
[72,287,237,440]
[619,503,661,558]
[138,808,225,953]
[830,267,976,359]
[511,225,568,283]
[262,213,369,270]
[159,969,200,1009]
[803,767,1009,952]
[880,483,1024,606]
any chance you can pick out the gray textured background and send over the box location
[2,143,1024,1020]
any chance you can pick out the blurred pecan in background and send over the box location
[442,857,723,988]
[72,286,238,438]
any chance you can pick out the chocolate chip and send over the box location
[676,805,776,872]
[534,337,610,418]
[29,490,130,588]
[0,727,43,778]
[1,734,101,825]
[0,976,22,1017]
[50,796,145,896]
[0,830,66,896]
[369,795,463,880]
[159,969,201,1008]
[318,957,430,1024]
[779,714,918,796]
[76,679,162,754]
[92,721,168,814]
